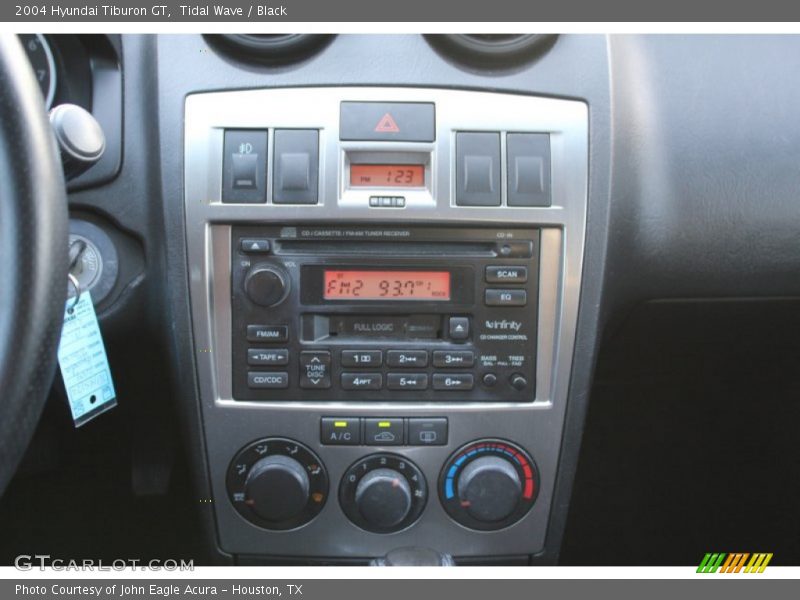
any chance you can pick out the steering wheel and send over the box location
[0,34,68,496]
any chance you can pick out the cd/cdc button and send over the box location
[247,372,289,389]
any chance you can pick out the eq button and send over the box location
[485,289,527,307]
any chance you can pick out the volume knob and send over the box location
[244,265,288,307]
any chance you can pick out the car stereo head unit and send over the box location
[231,225,540,403]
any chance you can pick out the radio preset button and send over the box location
[486,266,528,283]
[247,348,289,366]
[341,350,383,368]
[448,317,470,341]
[485,289,528,307]
[321,418,361,446]
[248,371,289,389]
[432,373,474,391]
[247,325,289,343]
[386,350,429,368]
[364,418,404,446]
[300,351,331,389]
[386,373,428,391]
[341,373,383,390]
[432,350,475,368]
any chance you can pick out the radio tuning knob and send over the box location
[244,265,289,307]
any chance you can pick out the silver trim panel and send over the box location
[184,87,588,558]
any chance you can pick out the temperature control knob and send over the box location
[244,265,289,307]
[340,454,427,533]
[457,456,521,522]
[439,439,538,531]
[227,438,327,530]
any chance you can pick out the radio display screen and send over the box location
[349,164,425,187]
[324,270,450,300]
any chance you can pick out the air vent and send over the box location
[206,34,333,65]
[426,34,556,69]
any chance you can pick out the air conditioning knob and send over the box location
[354,468,412,530]
[339,454,427,534]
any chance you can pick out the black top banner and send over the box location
[4,0,800,22]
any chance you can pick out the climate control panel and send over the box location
[225,436,538,535]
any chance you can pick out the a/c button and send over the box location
[321,418,361,446]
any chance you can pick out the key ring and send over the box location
[67,272,81,313]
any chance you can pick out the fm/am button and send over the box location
[321,418,361,446]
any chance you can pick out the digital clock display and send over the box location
[324,270,450,300]
[350,164,425,187]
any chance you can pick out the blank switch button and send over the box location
[279,153,310,191]
[456,132,501,206]
[507,133,551,207]
[273,129,319,205]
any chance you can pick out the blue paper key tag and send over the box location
[57,291,117,427]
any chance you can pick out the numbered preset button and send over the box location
[341,350,383,368]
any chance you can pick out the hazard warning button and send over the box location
[340,102,435,142]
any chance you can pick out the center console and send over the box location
[183,87,588,561]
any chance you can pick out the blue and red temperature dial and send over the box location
[439,439,538,531]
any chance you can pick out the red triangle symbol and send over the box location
[374,113,400,133]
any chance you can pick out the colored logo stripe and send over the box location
[697,553,772,573]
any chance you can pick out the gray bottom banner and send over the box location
[4,580,799,600]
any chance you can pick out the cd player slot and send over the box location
[303,314,443,342]
[276,240,496,257]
